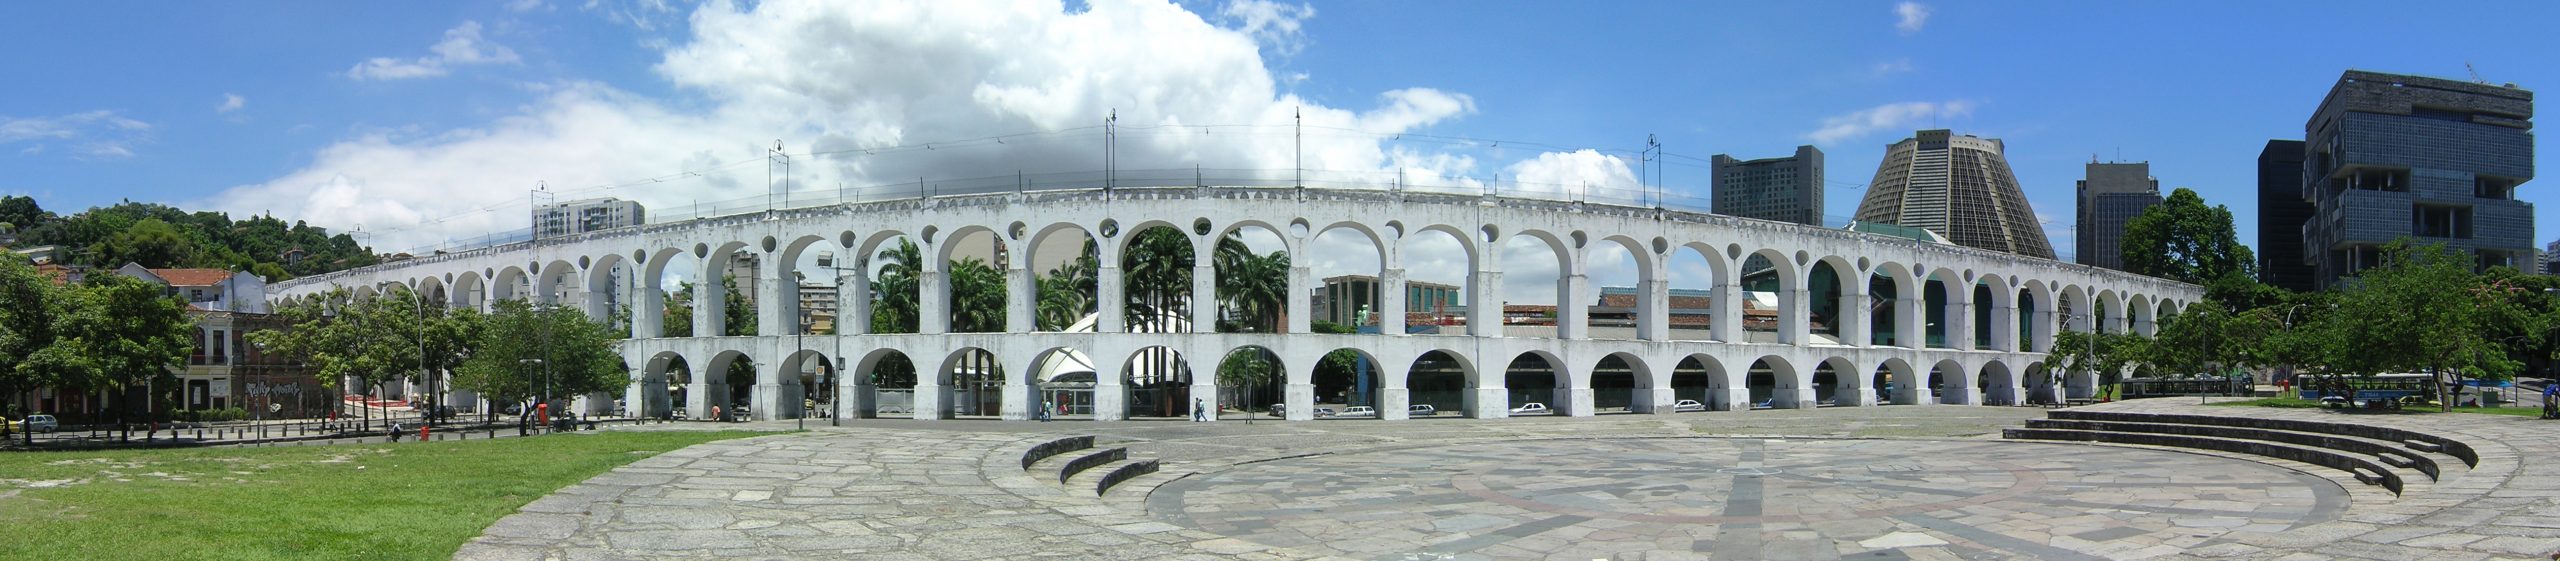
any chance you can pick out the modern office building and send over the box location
[2545,241,2560,275]
[2257,140,2315,291]
[1317,275,1459,326]
[533,197,646,239]
[2076,161,2162,271]
[1711,145,1825,226]
[2301,70,2535,289]
[1851,129,2056,259]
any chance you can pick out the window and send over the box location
[2476,176,2518,200]
[212,330,227,363]
[2412,204,2473,239]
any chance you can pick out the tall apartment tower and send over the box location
[2256,140,2315,291]
[1852,129,2056,259]
[2075,162,2162,271]
[532,197,646,239]
[2302,70,2535,289]
[1711,145,1825,226]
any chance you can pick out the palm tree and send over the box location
[947,256,1005,333]
[871,239,923,334]
[1036,239,1098,331]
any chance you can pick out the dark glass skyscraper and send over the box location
[2076,162,2160,271]
[2302,70,2534,289]
[1712,145,1824,226]
[2256,140,2313,292]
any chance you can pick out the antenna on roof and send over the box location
[2467,62,2490,85]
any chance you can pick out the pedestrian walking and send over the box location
[1193,398,1206,422]
[2542,382,2557,420]
[711,405,723,423]
[1039,400,1052,422]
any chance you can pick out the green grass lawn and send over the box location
[0,430,772,561]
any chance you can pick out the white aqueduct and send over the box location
[270,185,2200,422]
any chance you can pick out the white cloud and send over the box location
[218,94,246,113]
[1895,2,1931,34]
[1504,149,1639,198]
[1,110,151,160]
[1219,0,1317,56]
[212,0,1493,252]
[507,0,547,12]
[1805,101,1974,144]
[347,21,521,81]
[1870,58,1913,77]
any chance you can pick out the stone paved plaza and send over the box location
[458,403,2560,560]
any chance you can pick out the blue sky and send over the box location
[2,1,2554,299]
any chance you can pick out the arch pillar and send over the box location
[758,254,793,337]
[1189,376,1220,422]
[1938,362,1980,406]
[1093,366,1126,421]
[1191,263,1217,333]
[1711,280,1741,342]
[1638,277,1669,341]
[1469,268,1503,337]
[1381,268,1408,335]
[919,258,948,335]
[1378,358,1412,421]
[1284,354,1316,421]
[841,268,871,335]
[1840,278,1872,347]
[1989,303,2018,351]
[1557,359,1596,418]
[842,356,876,418]
[1285,265,1311,334]
[1005,261,1034,333]
[640,271,670,338]
[1558,272,1590,339]
[1097,263,1126,334]
[1945,287,1975,351]
[693,260,724,338]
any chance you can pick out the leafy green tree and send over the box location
[2328,240,2523,410]
[947,257,1006,333]
[0,195,48,233]
[2122,188,2254,285]
[871,240,923,334]
[94,217,193,268]
[1036,240,1098,331]
[1214,231,1291,333]
[1123,227,1193,332]
[33,274,194,429]
[0,257,62,439]
[452,300,628,408]
[1217,347,1280,414]
[251,288,417,429]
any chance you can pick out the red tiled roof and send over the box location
[150,268,232,287]
[36,264,75,285]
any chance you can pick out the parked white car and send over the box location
[1672,399,1706,412]
[1408,404,1437,417]
[1509,402,1550,414]
[1337,406,1376,418]
[1312,407,1337,418]
[25,414,58,433]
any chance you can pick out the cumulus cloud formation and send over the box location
[218,94,246,113]
[212,0,1636,262]
[1895,2,1931,34]
[1870,58,1913,77]
[347,21,521,81]
[1219,0,1317,56]
[2,110,151,160]
[1805,100,1974,144]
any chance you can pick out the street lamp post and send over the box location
[381,282,429,431]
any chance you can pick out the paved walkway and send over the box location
[457,404,2560,560]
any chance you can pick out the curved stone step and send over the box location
[1061,457,1162,497]
[2023,418,2443,481]
[1055,447,1128,484]
[1019,435,1095,471]
[2004,427,2408,495]
[2047,410,2477,468]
